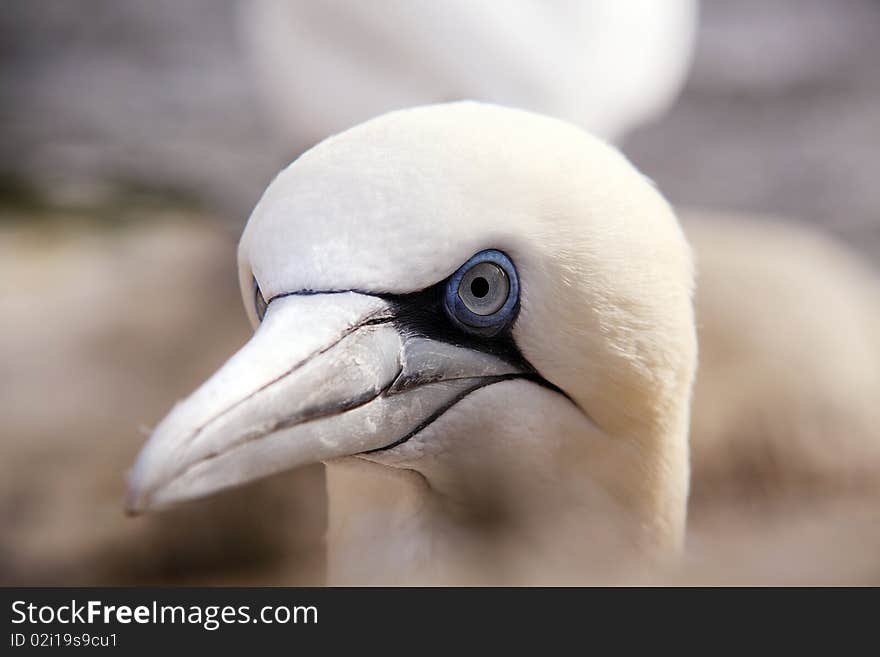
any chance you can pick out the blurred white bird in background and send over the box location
[240,0,697,148]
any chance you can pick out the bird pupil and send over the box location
[470,277,490,298]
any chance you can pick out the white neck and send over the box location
[324,380,688,584]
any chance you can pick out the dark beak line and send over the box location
[362,372,569,454]
[159,306,395,482]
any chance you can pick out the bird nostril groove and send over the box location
[470,277,490,298]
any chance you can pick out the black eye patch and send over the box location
[377,282,535,374]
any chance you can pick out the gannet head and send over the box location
[127,102,696,557]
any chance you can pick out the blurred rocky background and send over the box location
[627,0,880,257]
[1,0,878,584]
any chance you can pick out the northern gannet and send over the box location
[127,102,697,584]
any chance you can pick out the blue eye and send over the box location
[443,250,519,337]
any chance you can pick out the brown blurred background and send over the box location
[1,0,878,585]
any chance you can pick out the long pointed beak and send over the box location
[126,291,520,513]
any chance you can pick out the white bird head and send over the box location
[127,102,697,574]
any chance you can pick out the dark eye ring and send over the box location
[443,249,519,337]
[253,277,268,322]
